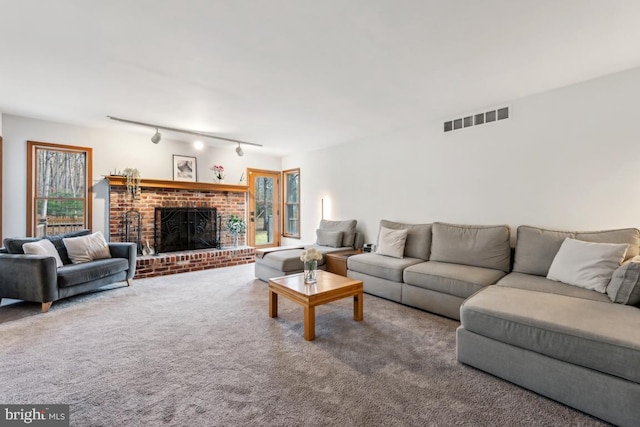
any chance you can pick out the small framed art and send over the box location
[173,155,197,182]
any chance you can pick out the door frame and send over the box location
[247,168,281,248]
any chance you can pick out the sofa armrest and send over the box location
[0,254,58,303]
[108,243,137,279]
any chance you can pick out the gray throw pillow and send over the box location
[316,229,344,248]
[319,219,357,247]
[607,259,640,305]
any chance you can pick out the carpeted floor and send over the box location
[0,264,608,426]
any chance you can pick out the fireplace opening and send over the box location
[154,207,220,254]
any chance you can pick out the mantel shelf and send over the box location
[105,176,249,193]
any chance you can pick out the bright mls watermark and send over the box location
[0,405,69,426]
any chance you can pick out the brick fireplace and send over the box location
[106,176,255,278]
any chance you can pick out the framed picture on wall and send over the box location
[173,155,197,182]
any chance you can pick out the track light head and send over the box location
[151,129,161,144]
[235,143,244,157]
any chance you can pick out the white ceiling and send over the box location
[2,0,640,156]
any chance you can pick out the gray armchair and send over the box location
[0,233,136,313]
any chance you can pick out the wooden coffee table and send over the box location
[268,270,364,341]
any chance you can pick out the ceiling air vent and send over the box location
[444,106,509,132]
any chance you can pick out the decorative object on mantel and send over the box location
[173,155,197,182]
[300,248,322,284]
[211,165,225,183]
[122,167,141,200]
[227,214,246,248]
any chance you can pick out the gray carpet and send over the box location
[0,264,608,426]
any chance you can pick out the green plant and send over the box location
[227,214,246,235]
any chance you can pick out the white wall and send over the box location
[282,66,640,245]
[2,115,282,237]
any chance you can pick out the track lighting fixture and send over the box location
[151,128,161,144]
[107,116,262,149]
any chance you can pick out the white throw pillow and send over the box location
[63,231,112,264]
[22,239,64,268]
[377,227,408,259]
[547,237,629,293]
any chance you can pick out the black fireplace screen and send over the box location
[154,207,220,253]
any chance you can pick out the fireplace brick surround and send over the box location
[106,176,255,278]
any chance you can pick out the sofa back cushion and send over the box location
[513,225,640,276]
[378,220,432,260]
[3,237,39,254]
[430,222,511,272]
[316,229,344,248]
[318,219,357,247]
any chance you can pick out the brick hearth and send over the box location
[134,247,255,279]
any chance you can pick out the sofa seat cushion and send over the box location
[460,286,640,384]
[57,258,129,288]
[257,249,305,272]
[403,261,506,299]
[497,272,611,303]
[347,253,423,282]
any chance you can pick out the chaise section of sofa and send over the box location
[254,219,363,282]
[457,225,640,427]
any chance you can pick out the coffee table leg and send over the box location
[354,291,363,321]
[304,305,315,340]
[269,289,278,318]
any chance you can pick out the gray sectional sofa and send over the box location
[254,219,364,282]
[347,220,640,426]
[0,230,137,313]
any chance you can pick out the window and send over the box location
[283,168,300,238]
[27,141,92,237]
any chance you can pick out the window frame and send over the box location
[282,168,300,239]
[26,141,93,237]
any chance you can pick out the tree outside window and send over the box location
[27,141,92,237]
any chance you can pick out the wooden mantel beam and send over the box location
[105,175,249,193]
